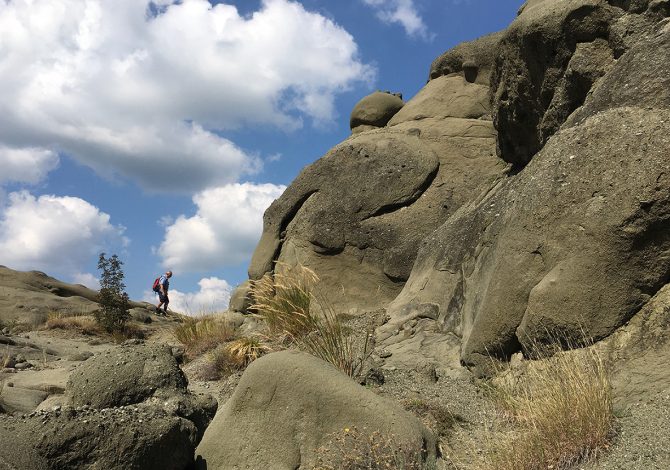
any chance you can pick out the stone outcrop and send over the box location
[1,342,217,468]
[66,343,188,408]
[0,405,198,470]
[195,350,436,470]
[245,0,669,374]
[0,266,100,326]
[350,91,404,133]
[380,3,670,371]
[249,35,507,313]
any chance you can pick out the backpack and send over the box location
[152,277,161,292]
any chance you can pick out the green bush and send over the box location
[95,253,130,332]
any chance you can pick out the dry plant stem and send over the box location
[250,264,363,377]
[483,335,615,470]
[173,315,235,358]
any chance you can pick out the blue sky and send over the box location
[0,0,521,313]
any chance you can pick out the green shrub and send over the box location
[95,253,130,332]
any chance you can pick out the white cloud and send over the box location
[72,272,99,289]
[159,182,285,272]
[143,276,233,314]
[0,191,126,276]
[0,145,59,185]
[0,0,374,192]
[362,0,431,39]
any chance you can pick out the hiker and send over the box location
[155,270,172,315]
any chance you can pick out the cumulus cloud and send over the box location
[0,191,126,277]
[0,0,374,192]
[362,0,432,39]
[144,277,233,314]
[0,145,59,185]
[159,183,285,272]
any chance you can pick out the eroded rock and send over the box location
[196,350,436,470]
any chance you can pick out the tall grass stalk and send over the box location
[173,315,235,357]
[483,336,615,470]
[250,265,362,377]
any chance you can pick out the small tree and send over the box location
[96,253,130,332]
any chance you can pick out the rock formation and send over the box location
[246,0,670,374]
[248,32,507,313]
[380,0,670,371]
[195,350,436,469]
[0,342,217,469]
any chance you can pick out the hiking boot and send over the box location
[155,307,162,314]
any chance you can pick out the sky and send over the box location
[0,0,522,314]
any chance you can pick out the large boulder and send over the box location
[380,19,670,372]
[66,342,217,441]
[249,42,507,313]
[0,404,198,470]
[350,91,404,133]
[196,350,436,470]
[66,343,187,408]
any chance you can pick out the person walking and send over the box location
[155,270,172,315]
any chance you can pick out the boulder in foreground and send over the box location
[196,350,437,470]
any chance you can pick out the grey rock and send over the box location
[249,66,506,313]
[491,0,620,166]
[66,343,188,408]
[350,91,404,131]
[228,280,252,313]
[0,386,48,413]
[196,351,436,469]
[0,405,198,470]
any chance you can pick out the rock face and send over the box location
[246,0,669,373]
[196,350,436,470]
[249,31,507,313]
[0,405,198,470]
[380,3,670,371]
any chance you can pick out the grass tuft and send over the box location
[45,312,103,336]
[250,264,367,377]
[481,336,615,470]
[225,336,270,369]
[173,314,236,358]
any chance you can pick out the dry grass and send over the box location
[314,426,432,470]
[404,399,465,438]
[198,336,271,381]
[173,314,236,358]
[480,338,615,470]
[250,265,365,377]
[45,313,103,336]
[226,336,270,368]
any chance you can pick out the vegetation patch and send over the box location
[480,339,615,470]
[250,264,370,378]
[404,399,466,438]
[45,312,102,336]
[313,426,433,470]
[173,314,236,358]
